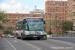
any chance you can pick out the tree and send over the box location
[0,24,3,30]
[44,18,52,34]
[53,19,61,31]
[56,30,59,34]
[6,26,14,31]
[0,24,4,35]
[62,21,73,32]
[0,11,9,23]
[0,10,9,30]
[8,31,13,34]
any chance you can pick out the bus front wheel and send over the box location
[37,38,41,40]
[21,35,25,40]
[17,37,21,39]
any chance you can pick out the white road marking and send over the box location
[13,40,18,42]
[4,38,16,50]
[10,40,18,42]
[15,38,41,50]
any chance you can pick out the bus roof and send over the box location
[16,17,43,23]
[25,17,43,18]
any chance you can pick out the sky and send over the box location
[0,0,67,13]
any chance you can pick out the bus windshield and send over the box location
[26,18,44,31]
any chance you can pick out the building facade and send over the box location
[45,0,75,33]
[0,13,49,33]
[45,0,68,33]
[66,0,75,30]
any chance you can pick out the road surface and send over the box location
[0,38,75,50]
[48,37,75,43]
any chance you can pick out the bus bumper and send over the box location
[22,35,46,38]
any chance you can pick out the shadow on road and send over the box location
[22,38,47,41]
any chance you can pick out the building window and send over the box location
[16,20,18,21]
[50,9,52,10]
[53,18,55,19]
[33,15,35,17]
[73,12,75,16]
[12,22,14,23]
[73,6,75,9]
[9,15,11,16]
[53,7,55,8]
[9,17,11,18]
[50,2,52,3]
[53,16,55,17]
[12,15,14,16]
[73,19,75,23]
[37,15,39,17]
[43,15,45,17]
[9,22,11,23]
[28,15,29,16]
[9,24,11,25]
[53,2,55,4]
[19,15,21,16]
[74,0,75,1]
[53,9,55,10]
[23,15,24,16]
[12,17,14,18]
[30,15,32,16]
[0,21,2,23]
[26,15,27,16]
[40,15,42,17]
[16,15,18,18]
[56,2,58,5]
[50,7,52,8]
[60,2,61,4]
[53,29,55,30]
[53,5,55,6]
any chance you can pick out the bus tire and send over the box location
[17,37,20,39]
[21,35,24,40]
[37,38,41,40]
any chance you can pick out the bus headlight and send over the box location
[40,32,44,35]
[25,32,29,35]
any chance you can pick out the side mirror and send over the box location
[23,22,25,24]
[23,19,27,24]
[44,21,45,24]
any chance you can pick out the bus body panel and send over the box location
[15,17,47,39]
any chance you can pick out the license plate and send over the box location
[33,36,37,37]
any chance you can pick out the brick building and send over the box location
[45,0,68,33]
[66,0,75,30]
[0,13,49,33]
[45,0,75,33]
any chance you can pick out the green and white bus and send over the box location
[15,17,47,40]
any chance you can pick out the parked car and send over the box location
[10,34,14,38]
[7,34,14,38]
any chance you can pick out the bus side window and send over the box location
[44,21,45,24]
[23,24,26,28]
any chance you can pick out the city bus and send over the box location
[15,17,47,40]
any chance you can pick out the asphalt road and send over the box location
[0,38,75,50]
[48,37,75,43]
